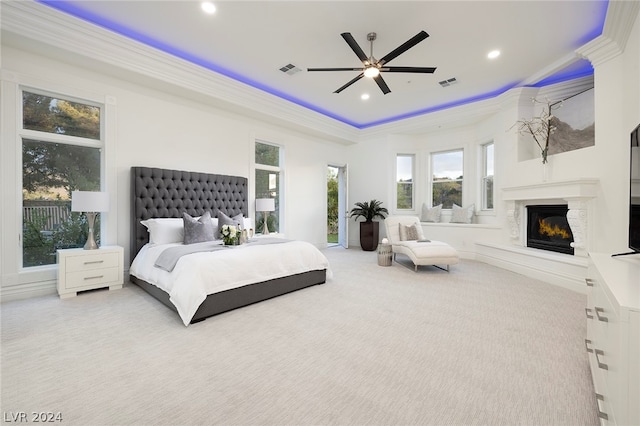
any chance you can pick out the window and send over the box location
[255,141,282,233]
[21,90,103,267]
[396,154,414,210]
[431,149,463,209]
[482,142,494,210]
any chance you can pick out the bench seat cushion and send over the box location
[393,240,460,266]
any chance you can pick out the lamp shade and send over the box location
[71,191,110,213]
[255,198,275,212]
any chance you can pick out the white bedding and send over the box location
[130,240,331,326]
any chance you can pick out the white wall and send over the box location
[0,46,346,299]
[345,7,640,289]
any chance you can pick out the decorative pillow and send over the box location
[140,218,184,245]
[215,210,244,238]
[399,223,422,241]
[421,203,442,223]
[450,204,475,224]
[183,211,215,244]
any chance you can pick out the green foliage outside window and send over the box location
[397,180,413,209]
[327,169,338,240]
[432,179,462,209]
[21,91,102,267]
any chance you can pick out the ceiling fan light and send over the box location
[364,66,380,78]
[201,2,216,14]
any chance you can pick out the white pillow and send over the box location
[450,204,475,224]
[140,218,184,245]
[243,217,252,231]
[421,203,442,222]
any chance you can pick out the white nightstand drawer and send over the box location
[65,267,120,289]
[65,252,119,272]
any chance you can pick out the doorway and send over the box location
[327,164,348,247]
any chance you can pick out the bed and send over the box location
[129,166,329,325]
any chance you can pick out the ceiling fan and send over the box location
[307,31,436,95]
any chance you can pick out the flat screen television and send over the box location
[630,124,640,253]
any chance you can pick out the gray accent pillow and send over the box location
[450,203,475,224]
[399,223,421,241]
[183,211,215,244]
[421,203,442,222]
[216,210,244,238]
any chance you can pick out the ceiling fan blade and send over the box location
[334,73,364,93]
[341,32,370,64]
[382,66,437,73]
[307,67,365,72]
[378,31,429,66]
[373,74,391,95]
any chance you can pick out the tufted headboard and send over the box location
[131,167,248,260]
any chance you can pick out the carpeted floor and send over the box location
[1,247,598,426]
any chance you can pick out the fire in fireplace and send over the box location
[527,205,575,255]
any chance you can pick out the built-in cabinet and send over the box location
[586,253,640,426]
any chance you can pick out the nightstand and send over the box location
[56,245,124,298]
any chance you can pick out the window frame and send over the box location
[481,141,495,211]
[395,153,415,211]
[19,87,106,269]
[253,139,284,234]
[430,148,464,210]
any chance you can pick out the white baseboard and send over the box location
[1,280,57,302]
[475,242,588,294]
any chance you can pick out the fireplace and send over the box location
[527,205,575,255]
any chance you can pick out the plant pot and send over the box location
[359,221,380,251]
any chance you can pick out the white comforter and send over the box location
[130,240,331,325]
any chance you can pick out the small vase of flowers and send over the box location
[220,224,239,245]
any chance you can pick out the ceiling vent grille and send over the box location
[439,77,458,87]
[279,63,302,75]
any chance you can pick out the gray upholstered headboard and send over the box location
[131,167,248,260]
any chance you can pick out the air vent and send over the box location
[279,63,302,75]
[439,77,458,87]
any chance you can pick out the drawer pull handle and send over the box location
[83,260,104,265]
[585,278,595,287]
[595,349,608,370]
[585,339,593,353]
[594,307,609,322]
[595,393,608,420]
[84,275,104,281]
[585,308,593,319]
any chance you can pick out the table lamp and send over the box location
[71,191,110,250]
[255,198,275,235]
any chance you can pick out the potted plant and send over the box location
[349,199,388,251]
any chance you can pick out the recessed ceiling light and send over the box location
[488,50,501,59]
[361,93,370,101]
[201,2,216,14]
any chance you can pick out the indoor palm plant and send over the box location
[349,199,389,251]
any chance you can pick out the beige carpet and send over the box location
[1,248,598,426]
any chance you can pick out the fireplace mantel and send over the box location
[503,178,599,201]
[502,178,600,256]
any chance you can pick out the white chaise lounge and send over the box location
[384,216,459,272]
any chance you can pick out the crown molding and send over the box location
[577,0,640,66]
[1,1,360,145]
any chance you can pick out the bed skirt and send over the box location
[130,269,326,323]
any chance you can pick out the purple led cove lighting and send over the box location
[36,0,357,127]
[36,0,608,130]
[530,59,594,88]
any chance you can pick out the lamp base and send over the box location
[84,212,99,250]
[263,211,270,235]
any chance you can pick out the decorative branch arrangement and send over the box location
[511,98,562,164]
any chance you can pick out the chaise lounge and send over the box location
[384,216,460,272]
